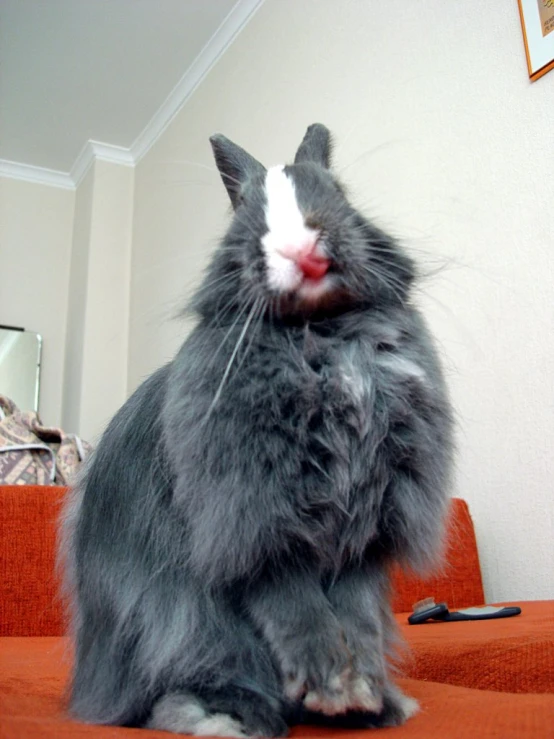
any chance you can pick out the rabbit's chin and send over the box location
[297,275,335,304]
[273,279,353,320]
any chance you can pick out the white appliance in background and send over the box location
[0,326,41,415]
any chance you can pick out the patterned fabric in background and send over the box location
[0,395,92,485]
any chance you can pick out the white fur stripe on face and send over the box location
[261,166,319,292]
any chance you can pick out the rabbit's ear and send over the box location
[294,123,332,168]
[210,134,266,209]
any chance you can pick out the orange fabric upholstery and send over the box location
[1,637,553,738]
[0,485,67,637]
[397,600,554,694]
[1,486,553,736]
[390,498,485,613]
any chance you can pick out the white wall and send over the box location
[63,160,134,443]
[0,176,74,426]
[129,0,554,602]
[62,165,94,436]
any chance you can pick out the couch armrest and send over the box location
[391,498,485,612]
[0,485,67,636]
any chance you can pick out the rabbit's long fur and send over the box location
[61,124,453,736]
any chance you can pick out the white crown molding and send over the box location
[71,140,135,188]
[1,0,265,190]
[0,158,75,190]
[0,141,136,191]
[130,0,265,163]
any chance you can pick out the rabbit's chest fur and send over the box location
[167,310,436,577]
[258,323,428,559]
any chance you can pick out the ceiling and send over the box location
[0,0,261,176]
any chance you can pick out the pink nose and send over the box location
[278,241,330,280]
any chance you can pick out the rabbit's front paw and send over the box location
[346,673,384,712]
[301,668,352,715]
[282,646,383,718]
[281,637,351,714]
[302,670,383,716]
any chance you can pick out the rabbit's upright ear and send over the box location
[294,123,332,169]
[210,134,266,209]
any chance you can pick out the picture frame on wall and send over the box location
[518,0,554,81]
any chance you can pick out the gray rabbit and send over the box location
[61,124,453,736]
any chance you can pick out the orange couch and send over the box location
[1,486,553,738]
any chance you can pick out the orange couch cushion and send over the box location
[391,497,485,613]
[397,599,554,695]
[0,485,67,637]
[1,636,553,738]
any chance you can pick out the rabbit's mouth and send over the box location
[270,272,352,320]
